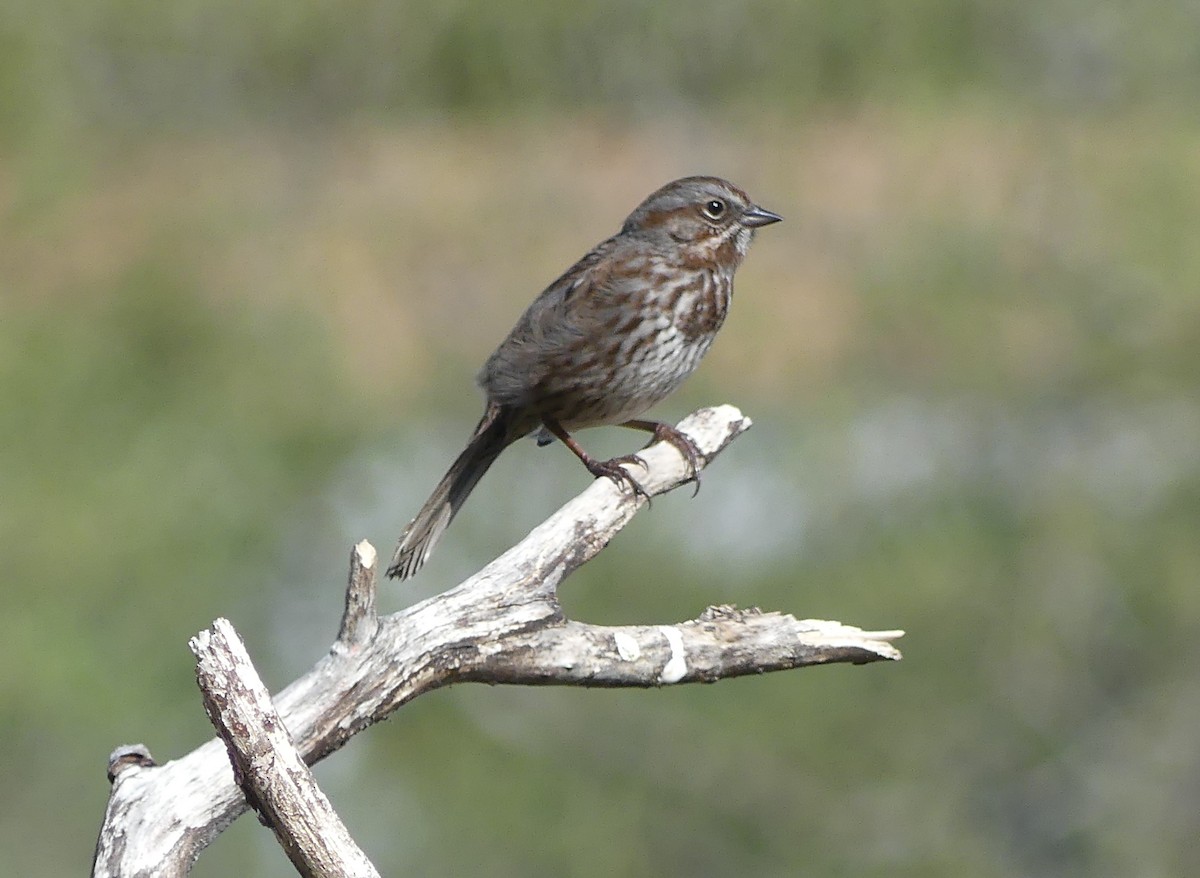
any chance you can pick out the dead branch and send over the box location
[92,405,903,877]
[192,618,381,878]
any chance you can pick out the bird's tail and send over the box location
[387,405,515,580]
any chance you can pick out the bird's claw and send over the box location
[587,456,652,503]
[647,424,704,497]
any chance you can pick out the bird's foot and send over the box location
[586,455,652,502]
[634,422,705,496]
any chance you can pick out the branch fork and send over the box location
[92,405,903,877]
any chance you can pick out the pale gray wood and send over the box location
[92,405,903,877]
[192,619,380,878]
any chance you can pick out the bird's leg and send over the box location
[619,419,704,496]
[541,417,651,501]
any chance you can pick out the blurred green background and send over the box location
[4,2,1199,875]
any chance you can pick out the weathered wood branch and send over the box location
[92,405,903,877]
[475,610,902,687]
[191,618,381,878]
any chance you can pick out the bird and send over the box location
[387,176,781,580]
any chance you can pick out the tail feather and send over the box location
[387,406,513,580]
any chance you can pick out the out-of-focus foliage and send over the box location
[2,2,1198,876]
[5,0,1200,146]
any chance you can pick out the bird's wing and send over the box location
[479,235,632,405]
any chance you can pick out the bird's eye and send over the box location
[702,199,726,220]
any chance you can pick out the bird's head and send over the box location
[621,176,782,268]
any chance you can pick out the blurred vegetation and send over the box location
[2,2,1198,876]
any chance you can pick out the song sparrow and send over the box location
[387,176,781,580]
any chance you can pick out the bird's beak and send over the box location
[740,205,783,228]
